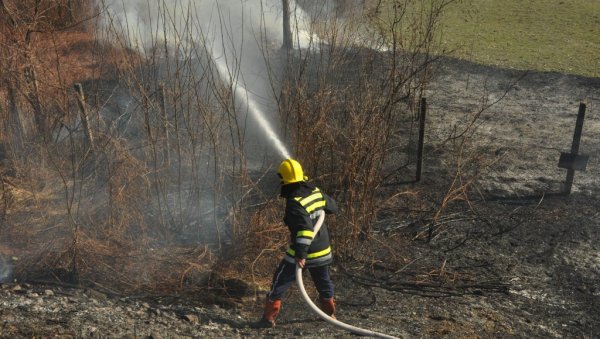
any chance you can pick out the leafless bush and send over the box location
[0,0,471,292]
[415,73,526,242]
[0,0,97,139]
[280,0,454,256]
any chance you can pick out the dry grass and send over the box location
[377,0,600,77]
[0,0,483,294]
[0,0,223,293]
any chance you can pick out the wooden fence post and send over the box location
[559,103,588,194]
[73,83,95,151]
[416,97,427,182]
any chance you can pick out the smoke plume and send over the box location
[100,0,321,159]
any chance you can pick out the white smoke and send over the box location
[99,0,321,159]
[0,254,12,283]
[101,0,317,51]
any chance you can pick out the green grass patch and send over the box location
[379,0,600,77]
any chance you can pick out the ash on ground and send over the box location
[2,59,599,339]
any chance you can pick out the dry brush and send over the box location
[0,0,482,293]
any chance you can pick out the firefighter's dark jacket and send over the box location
[280,181,337,268]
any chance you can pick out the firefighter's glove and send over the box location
[293,244,309,260]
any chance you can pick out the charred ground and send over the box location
[1,57,599,338]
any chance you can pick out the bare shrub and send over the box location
[0,0,97,139]
[280,0,454,256]
[415,74,526,241]
[0,0,467,292]
[90,0,459,287]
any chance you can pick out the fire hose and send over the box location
[295,210,400,339]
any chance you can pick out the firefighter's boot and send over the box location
[320,297,336,319]
[252,299,281,328]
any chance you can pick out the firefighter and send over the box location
[253,158,338,328]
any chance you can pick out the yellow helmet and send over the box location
[278,159,306,185]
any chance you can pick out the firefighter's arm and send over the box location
[284,201,313,259]
[323,192,338,215]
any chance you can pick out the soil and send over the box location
[1,58,599,338]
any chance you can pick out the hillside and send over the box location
[1,1,599,338]
[2,56,598,338]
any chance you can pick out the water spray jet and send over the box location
[209,49,291,160]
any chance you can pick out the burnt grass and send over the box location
[2,59,599,338]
